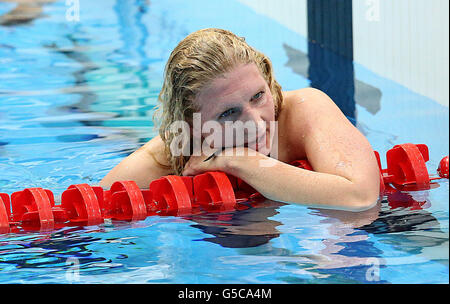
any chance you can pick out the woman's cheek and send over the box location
[264,95,275,120]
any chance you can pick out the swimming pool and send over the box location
[0,0,448,284]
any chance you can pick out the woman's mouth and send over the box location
[244,131,267,151]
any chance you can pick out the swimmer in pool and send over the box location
[100,28,380,212]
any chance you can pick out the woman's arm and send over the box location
[99,135,173,189]
[183,149,379,212]
[226,153,378,211]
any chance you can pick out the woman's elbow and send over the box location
[98,178,110,190]
[349,197,379,212]
[348,179,381,212]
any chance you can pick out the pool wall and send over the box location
[239,0,449,107]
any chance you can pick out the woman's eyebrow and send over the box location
[214,86,265,118]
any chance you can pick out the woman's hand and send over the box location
[182,146,262,176]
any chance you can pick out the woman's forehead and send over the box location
[194,63,266,110]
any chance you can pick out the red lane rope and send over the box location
[0,143,448,233]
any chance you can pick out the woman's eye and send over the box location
[252,91,265,101]
[219,108,235,119]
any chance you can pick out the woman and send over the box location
[100,28,380,212]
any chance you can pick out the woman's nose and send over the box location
[240,109,265,138]
[242,107,261,124]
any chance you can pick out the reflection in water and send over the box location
[358,190,447,265]
[283,43,382,117]
[41,0,158,147]
[0,187,446,283]
[0,0,56,26]
[0,227,106,271]
[182,186,446,283]
[300,190,445,282]
[188,189,442,246]
[288,202,386,283]
[44,36,100,117]
[187,200,287,248]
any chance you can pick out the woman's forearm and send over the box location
[225,154,378,212]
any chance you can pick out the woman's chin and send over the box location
[257,144,271,156]
[251,133,271,156]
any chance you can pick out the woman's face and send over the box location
[193,63,275,156]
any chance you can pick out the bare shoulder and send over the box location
[282,87,379,189]
[139,135,171,174]
[276,88,325,161]
[279,88,333,143]
[141,134,171,168]
[282,87,339,112]
[281,87,353,133]
[99,135,173,189]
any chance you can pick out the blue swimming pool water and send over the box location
[0,0,448,284]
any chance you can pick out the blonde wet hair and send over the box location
[152,28,284,176]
